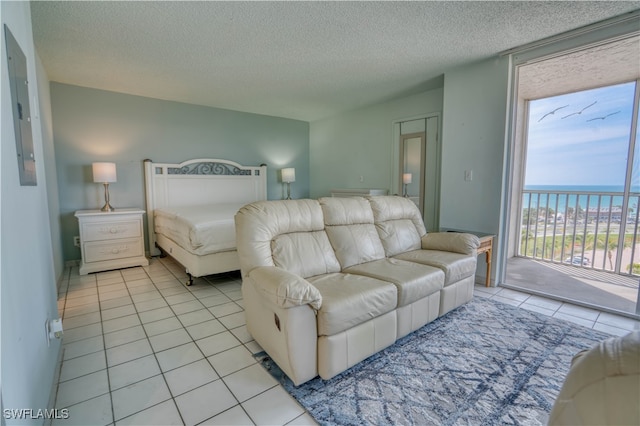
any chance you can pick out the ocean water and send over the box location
[522,185,638,212]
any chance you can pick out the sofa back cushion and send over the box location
[235,199,341,278]
[368,196,427,257]
[319,197,386,269]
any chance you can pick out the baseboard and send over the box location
[64,260,79,268]
[46,344,64,425]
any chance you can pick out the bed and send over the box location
[144,158,267,285]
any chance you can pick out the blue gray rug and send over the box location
[256,297,612,426]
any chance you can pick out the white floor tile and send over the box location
[56,370,109,408]
[200,405,255,425]
[116,400,183,426]
[196,331,241,357]
[149,328,193,352]
[102,314,141,334]
[492,295,522,307]
[134,298,169,313]
[219,312,246,329]
[104,325,146,349]
[171,300,205,315]
[230,325,253,344]
[208,345,256,377]
[59,351,106,382]
[63,323,103,344]
[165,292,197,305]
[156,342,204,372]
[593,322,633,337]
[62,311,102,331]
[53,393,112,426]
[101,304,137,321]
[553,312,596,329]
[521,295,563,311]
[111,375,172,421]
[63,302,101,319]
[287,412,319,426]
[64,335,104,360]
[209,302,243,318]
[138,306,175,324]
[108,354,161,390]
[223,364,277,402]
[596,312,640,331]
[178,309,215,327]
[99,295,133,311]
[242,386,304,426]
[174,380,238,425]
[199,294,232,308]
[143,316,183,337]
[519,302,556,317]
[106,338,153,367]
[164,359,219,397]
[186,319,226,340]
[557,303,600,321]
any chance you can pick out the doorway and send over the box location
[503,35,640,317]
[392,115,441,232]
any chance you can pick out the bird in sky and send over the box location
[561,101,597,119]
[586,111,621,122]
[538,105,569,122]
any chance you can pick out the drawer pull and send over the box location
[110,228,118,234]
[97,246,129,255]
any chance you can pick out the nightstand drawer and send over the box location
[81,219,141,242]
[83,238,144,263]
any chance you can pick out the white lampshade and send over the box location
[282,168,296,183]
[403,173,412,184]
[93,162,117,183]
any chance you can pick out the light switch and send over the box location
[464,170,473,181]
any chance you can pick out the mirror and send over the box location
[400,132,425,213]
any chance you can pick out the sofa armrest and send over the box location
[421,232,480,255]
[248,266,322,310]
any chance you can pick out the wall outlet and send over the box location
[73,236,80,247]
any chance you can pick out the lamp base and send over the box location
[101,183,115,212]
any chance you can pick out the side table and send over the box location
[440,229,495,287]
[75,209,149,275]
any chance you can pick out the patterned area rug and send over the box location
[256,297,612,426]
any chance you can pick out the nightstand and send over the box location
[75,209,149,275]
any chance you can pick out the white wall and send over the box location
[1,1,62,419]
[309,87,444,198]
[440,57,510,281]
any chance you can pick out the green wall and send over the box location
[51,83,310,262]
[440,57,510,282]
[309,87,444,198]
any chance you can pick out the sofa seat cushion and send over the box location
[307,273,397,336]
[394,250,476,286]
[344,258,443,307]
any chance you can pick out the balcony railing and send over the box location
[519,189,640,276]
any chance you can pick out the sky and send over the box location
[525,81,637,188]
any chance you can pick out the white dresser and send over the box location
[330,188,389,197]
[75,209,149,275]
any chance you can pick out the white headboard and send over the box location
[144,158,267,256]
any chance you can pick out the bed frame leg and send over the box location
[186,273,193,286]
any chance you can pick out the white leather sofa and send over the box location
[548,331,640,425]
[235,195,480,385]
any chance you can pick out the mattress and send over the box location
[154,204,244,255]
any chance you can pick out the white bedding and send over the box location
[154,204,244,255]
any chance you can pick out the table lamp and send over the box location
[93,162,117,211]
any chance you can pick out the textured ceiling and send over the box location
[31,1,640,122]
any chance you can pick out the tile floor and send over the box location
[54,257,640,425]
